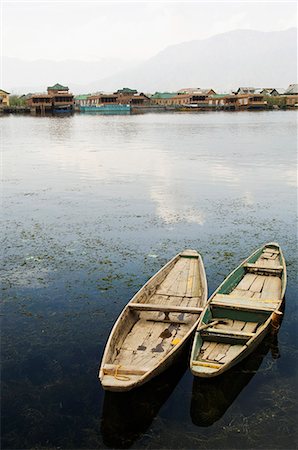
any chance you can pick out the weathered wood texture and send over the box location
[191,243,286,378]
[229,247,282,302]
[100,250,207,390]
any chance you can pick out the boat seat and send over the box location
[192,360,222,369]
[244,263,283,276]
[128,303,203,314]
[102,364,148,376]
[155,292,194,298]
[211,295,277,313]
[180,250,199,259]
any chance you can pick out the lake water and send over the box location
[1,111,297,449]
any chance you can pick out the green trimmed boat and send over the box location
[190,242,286,378]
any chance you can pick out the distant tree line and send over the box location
[264,95,287,109]
[9,95,27,107]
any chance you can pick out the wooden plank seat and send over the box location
[210,301,275,315]
[129,303,203,323]
[155,290,198,298]
[180,251,199,258]
[212,294,279,311]
[192,360,222,369]
[244,263,283,276]
[103,364,148,376]
[215,293,280,304]
[155,292,195,298]
[128,303,203,314]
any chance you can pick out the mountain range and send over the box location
[4,28,297,94]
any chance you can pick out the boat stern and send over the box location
[190,361,224,378]
[99,364,150,392]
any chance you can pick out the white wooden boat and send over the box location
[190,242,286,378]
[99,250,207,391]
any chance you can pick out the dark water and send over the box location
[1,111,297,449]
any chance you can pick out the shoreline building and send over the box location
[0,89,10,107]
[283,84,298,107]
[115,88,150,105]
[27,83,74,114]
[150,89,217,108]
[75,88,150,109]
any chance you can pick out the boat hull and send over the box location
[80,104,130,114]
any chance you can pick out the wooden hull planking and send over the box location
[100,249,208,391]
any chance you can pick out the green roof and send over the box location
[151,92,177,99]
[75,94,89,100]
[117,87,138,94]
[47,83,68,91]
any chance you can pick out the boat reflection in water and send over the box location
[191,330,281,427]
[101,346,189,448]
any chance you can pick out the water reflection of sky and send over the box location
[3,112,296,224]
[2,111,297,449]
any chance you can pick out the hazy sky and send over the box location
[2,1,297,61]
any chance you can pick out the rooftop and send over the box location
[235,87,256,94]
[47,83,69,91]
[151,92,177,99]
[75,94,90,100]
[284,84,298,95]
[116,87,138,94]
[177,87,200,93]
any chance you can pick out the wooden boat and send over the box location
[190,242,286,378]
[99,249,207,391]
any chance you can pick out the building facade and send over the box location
[283,84,298,107]
[0,89,10,106]
[27,83,74,113]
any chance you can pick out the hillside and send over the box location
[87,28,297,92]
[4,28,297,93]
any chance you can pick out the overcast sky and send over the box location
[2,1,297,62]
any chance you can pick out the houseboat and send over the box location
[80,104,131,114]
[79,93,130,114]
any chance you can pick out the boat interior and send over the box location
[101,251,206,385]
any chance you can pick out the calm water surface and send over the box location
[1,112,297,449]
